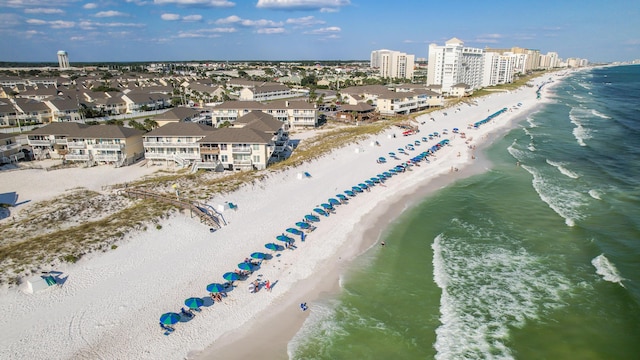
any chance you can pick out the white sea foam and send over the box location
[591,109,611,119]
[546,159,580,179]
[287,300,346,357]
[591,254,625,287]
[588,189,602,200]
[569,108,592,147]
[507,140,532,162]
[522,165,586,227]
[432,226,572,360]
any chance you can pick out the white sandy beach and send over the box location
[0,73,563,360]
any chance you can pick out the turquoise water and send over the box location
[289,65,640,359]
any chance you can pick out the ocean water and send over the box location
[289,65,640,359]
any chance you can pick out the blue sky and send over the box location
[1,0,638,63]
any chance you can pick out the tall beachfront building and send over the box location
[427,38,484,94]
[482,52,517,86]
[57,50,70,69]
[370,49,415,80]
[485,47,542,73]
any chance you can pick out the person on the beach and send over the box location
[265,280,271,292]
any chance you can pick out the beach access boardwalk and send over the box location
[120,188,225,229]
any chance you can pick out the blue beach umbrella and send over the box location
[276,234,293,242]
[314,208,329,217]
[223,272,240,282]
[206,283,226,293]
[296,222,311,230]
[305,214,320,222]
[344,190,356,197]
[238,262,253,272]
[251,252,266,260]
[286,227,304,236]
[422,137,428,142]
[328,198,340,206]
[388,152,396,156]
[383,171,392,177]
[160,312,181,325]
[370,177,381,183]
[185,297,204,309]
[352,186,364,193]
[358,183,368,189]
[336,194,348,201]
[265,242,279,251]
[320,203,334,211]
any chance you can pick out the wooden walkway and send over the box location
[120,188,224,229]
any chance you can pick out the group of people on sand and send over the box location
[249,278,272,293]
[210,292,225,302]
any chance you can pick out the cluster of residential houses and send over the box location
[21,109,289,171]
[0,63,451,168]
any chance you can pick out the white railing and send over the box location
[92,143,124,150]
[144,152,171,160]
[143,141,200,148]
[94,154,121,162]
[29,139,53,145]
[231,147,252,154]
[67,141,87,149]
[65,154,91,161]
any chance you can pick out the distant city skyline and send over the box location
[1,0,638,63]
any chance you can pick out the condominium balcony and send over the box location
[231,146,252,154]
[0,143,21,151]
[65,154,91,161]
[92,143,124,150]
[67,141,87,149]
[144,152,171,160]
[94,154,121,162]
[143,141,199,148]
[29,139,53,146]
[233,159,252,165]
[199,147,220,155]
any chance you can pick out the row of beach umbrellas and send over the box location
[160,137,452,329]
[473,107,508,128]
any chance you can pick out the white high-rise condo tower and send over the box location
[57,50,70,69]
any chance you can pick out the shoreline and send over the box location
[0,71,567,360]
[193,80,557,359]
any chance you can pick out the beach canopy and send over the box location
[352,186,364,193]
[336,194,348,201]
[265,243,279,251]
[296,222,311,230]
[276,234,293,243]
[358,183,369,189]
[388,152,396,156]
[160,312,181,325]
[286,227,303,235]
[422,137,428,142]
[320,203,334,211]
[344,190,356,197]
[305,214,320,222]
[314,208,329,217]
[365,180,375,186]
[328,198,340,206]
[238,262,253,271]
[251,252,266,260]
[206,283,226,293]
[223,272,240,281]
[185,297,204,309]
[370,177,381,183]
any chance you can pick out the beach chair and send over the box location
[228,202,238,210]
[304,172,312,178]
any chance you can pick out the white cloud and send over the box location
[305,26,341,35]
[26,19,49,25]
[83,3,98,9]
[286,16,325,27]
[95,11,128,18]
[257,27,285,34]
[24,8,64,14]
[49,20,76,29]
[161,13,202,21]
[256,0,350,11]
[215,15,241,24]
[79,20,145,30]
[161,13,181,20]
[175,27,236,38]
[153,0,235,7]
[215,15,281,27]
[182,14,203,21]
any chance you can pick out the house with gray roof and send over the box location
[143,122,214,166]
[26,122,144,166]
